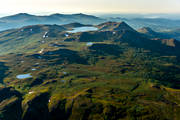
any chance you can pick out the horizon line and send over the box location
[0,12,180,18]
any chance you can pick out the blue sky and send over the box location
[0,0,180,15]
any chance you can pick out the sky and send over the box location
[0,0,180,15]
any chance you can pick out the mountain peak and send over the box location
[0,13,34,20]
[98,21,135,32]
[10,13,34,18]
[138,27,156,34]
[15,13,32,16]
[50,13,65,17]
[73,13,89,16]
[115,21,135,31]
[74,13,84,15]
[137,27,162,38]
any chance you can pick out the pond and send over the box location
[67,27,98,33]
[63,72,67,75]
[16,73,32,79]
[61,80,65,83]
[86,42,93,46]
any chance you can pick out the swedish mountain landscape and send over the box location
[0,0,180,120]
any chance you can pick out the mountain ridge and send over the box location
[0,13,105,31]
[1,13,180,32]
[97,21,136,32]
[0,21,179,56]
[0,21,180,120]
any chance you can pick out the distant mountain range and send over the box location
[1,13,180,32]
[138,27,180,41]
[0,13,105,31]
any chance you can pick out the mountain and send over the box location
[129,18,180,30]
[164,28,180,41]
[0,21,180,120]
[1,13,180,33]
[0,24,68,54]
[62,22,89,28]
[0,13,105,31]
[97,21,136,31]
[138,27,165,38]
[106,17,180,31]
[0,13,34,21]
[0,21,179,55]
[138,27,157,35]
[137,27,180,41]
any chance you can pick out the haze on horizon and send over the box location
[0,0,180,16]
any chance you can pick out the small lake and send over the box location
[61,80,65,83]
[86,42,93,46]
[67,27,98,33]
[16,73,32,79]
